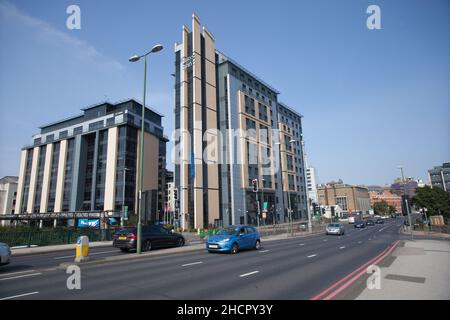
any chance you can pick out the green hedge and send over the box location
[0,228,114,247]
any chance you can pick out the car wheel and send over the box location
[177,238,185,247]
[230,243,239,254]
[144,240,152,252]
[254,240,261,250]
[120,248,129,253]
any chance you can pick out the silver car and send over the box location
[326,223,345,235]
[0,242,11,266]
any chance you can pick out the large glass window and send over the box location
[82,134,96,210]
[94,130,108,210]
[47,142,60,212]
[33,145,47,212]
[115,126,137,212]
[62,139,75,211]
[20,149,33,212]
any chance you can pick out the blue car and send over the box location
[206,225,261,254]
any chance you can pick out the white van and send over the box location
[348,216,355,224]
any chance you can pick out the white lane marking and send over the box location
[339,246,346,249]
[358,241,362,244]
[0,273,42,281]
[259,250,269,253]
[307,254,317,258]
[0,270,36,277]
[0,291,39,300]
[379,225,391,232]
[240,271,259,278]
[299,243,305,246]
[368,238,372,241]
[181,261,203,267]
[53,250,118,260]
[323,239,328,242]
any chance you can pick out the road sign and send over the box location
[263,202,268,210]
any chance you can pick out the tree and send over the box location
[373,200,389,216]
[412,186,450,221]
[388,205,396,215]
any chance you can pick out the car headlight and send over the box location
[218,238,230,242]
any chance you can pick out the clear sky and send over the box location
[0,0,449,186]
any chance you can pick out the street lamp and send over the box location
[397,166,413,241]
[129,43,163,254]
[300,136,313,233]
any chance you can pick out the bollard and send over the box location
[75,235,90,263]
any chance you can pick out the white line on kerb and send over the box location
[240,271,259,278]
[307,254,317,258]
[0,273,42,281]
[181,261,203,267]
[0,291,39,300]
[0,270,36,277]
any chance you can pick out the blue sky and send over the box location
[0,0,449,185]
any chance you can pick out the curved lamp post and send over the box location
[129,44,163,254]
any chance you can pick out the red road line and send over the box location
[323,240,400,300]
[310,240,399,300]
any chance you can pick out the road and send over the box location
[0,218,406,300]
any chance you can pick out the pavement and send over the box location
[0,218,409,300]
[354,239,450,300]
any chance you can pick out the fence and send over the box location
[257,221,327,238]
[0,228,115,247]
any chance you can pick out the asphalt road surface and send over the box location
[0,218,407,300]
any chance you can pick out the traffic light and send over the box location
[252,179,258,192]
[173,188,178,201]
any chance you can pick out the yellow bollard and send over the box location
[75,236,90,263]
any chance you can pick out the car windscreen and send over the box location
[216,227,238,235]
[328,224,340,228]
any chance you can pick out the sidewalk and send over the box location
[400,227,450,240]
[11,241,113,256]
[356,239,450,300]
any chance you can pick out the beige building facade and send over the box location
[317,184,371,215]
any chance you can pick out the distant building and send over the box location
[390,177,418,198]
[428,163,450,194]
[0,176,18,226]
[306,166,318,205]
[317,182,370,215]
[369,189,402,213]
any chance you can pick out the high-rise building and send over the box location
[173,14,308,229]
[428,163,450,194]
[306,166,318,205]
[14,99,168,226]
[0,176,18,226]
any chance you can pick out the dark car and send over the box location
[354,220,366,228]
[376,218,384,224]
[366,220,375,226]
[113,225,185,252]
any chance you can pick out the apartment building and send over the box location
[173,14,308,229]
[14,99,168,226]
